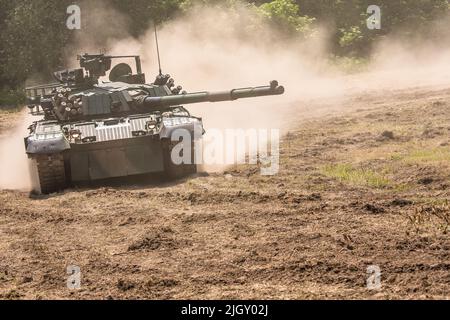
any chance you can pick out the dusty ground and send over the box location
[0,85,449,300]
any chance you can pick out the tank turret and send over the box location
[25,54,284,122]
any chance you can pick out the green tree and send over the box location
[293,0,450,56]
[0,0,74,106]
[0,0,73,87]
[257,0,315,37]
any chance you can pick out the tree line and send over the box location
[0,0,448,107]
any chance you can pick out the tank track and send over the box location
[163,140,197,179]
[34,153,66,194]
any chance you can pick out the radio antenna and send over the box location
[154,24,162,76]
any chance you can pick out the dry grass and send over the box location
[394,147,450,163]
[406,201,450,235]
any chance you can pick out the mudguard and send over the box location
[159,117,204,140]
[25,122,70,155]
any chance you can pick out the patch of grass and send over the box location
[392,147,450,163]
[412,197,450,206]
[322,163,390,188]
[329,56,369,74]
[389,154,403,161]
[392,183,412,192]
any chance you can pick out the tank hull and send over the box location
[68,136,165,182]
[26,113,201,193]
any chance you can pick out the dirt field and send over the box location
[0,85,449,300]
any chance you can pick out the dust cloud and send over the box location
[357,40,450,92]
[104,4,346,170]
[105,4,450,170]
[108,5,343,132]
[63,0,132,68]
[0,110,39,191]
[105,5,450,130]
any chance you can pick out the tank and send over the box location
[24,53,285,194]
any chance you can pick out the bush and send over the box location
[0,89,26,109]
[257,0,315,37]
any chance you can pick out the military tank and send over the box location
[24,53,284,194]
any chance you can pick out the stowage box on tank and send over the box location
[24,53,284,194]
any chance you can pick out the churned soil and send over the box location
[0,85,449,299]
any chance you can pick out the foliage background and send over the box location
[0,0,449,107]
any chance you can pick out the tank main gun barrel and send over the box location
[139,80,284,109]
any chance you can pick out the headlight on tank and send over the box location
[69,129,82,141]
[145,120,158,131]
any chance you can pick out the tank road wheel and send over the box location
[34,153,67,194]
[163,139,197,179]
